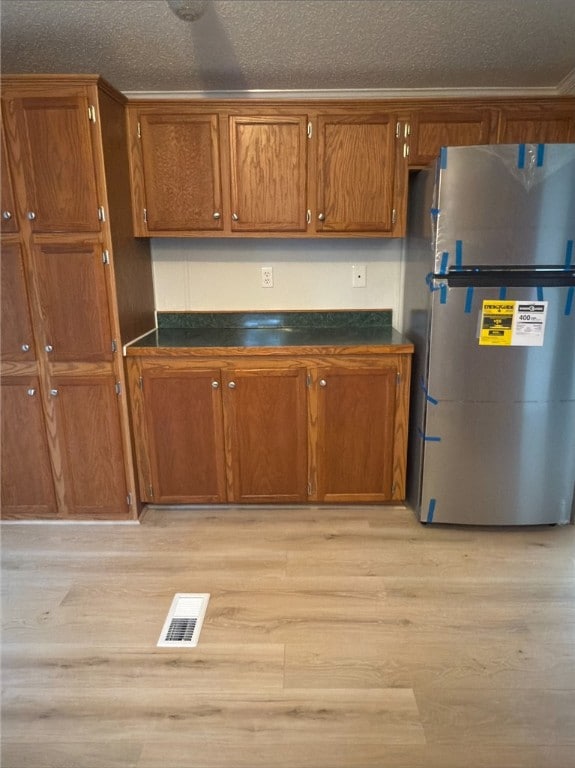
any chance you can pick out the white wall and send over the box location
[151,238,406,325]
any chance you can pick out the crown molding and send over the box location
[123,85,565,101]
[558,68,575,95]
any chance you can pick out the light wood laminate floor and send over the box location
[2,506,575,768]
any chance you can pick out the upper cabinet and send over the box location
[2,89,102,233]
[127,103,407,238]
[228,114,308,233]
[128,108,224,235]
[1,121,18,233]
[126,97,574,239]
[315,112,402,235]
[406,106,494,167]
[495,103,575,143]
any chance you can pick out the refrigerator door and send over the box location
[433,144,575,273]
[419,285,574,525]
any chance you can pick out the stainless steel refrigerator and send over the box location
[403,144,575,525]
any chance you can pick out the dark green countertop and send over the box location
[126,311,413,356]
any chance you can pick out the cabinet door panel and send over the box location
[0,242,35,361]
[223,367,308,502]
[316,115,395,233]
[1,377,57,518]
[497,107,575,143]
[32,241,113,362]
[1,120,18,232]
[51,375,128,517]
[408,108,493,166]
[229,115,308,232]
[6,94,100,232]
[139,113,223,232]
[315,366,396,502]
[142,368,226,503]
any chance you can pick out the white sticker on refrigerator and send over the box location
[479,300,548,346]
[511,301,548,346]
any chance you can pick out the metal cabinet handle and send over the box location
[49,388,59,397]
[211,380,219,389]
[228,381,236,389]
[27,387,36,397]
[231,213,239,222]
[319,379,327,387]
[45,344,53,353]
[318,213,325,221]
[27,211,36,220]
[21,343,31,352]
[213,211,221,220]
[2,210,12,220]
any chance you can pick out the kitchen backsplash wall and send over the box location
[151,238,406,325]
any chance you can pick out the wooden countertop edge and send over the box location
[125,342,414,357]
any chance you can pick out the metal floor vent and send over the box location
[157,593,210,648]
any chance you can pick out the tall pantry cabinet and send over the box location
[0,75,155,519]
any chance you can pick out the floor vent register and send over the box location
[157,593,210,648]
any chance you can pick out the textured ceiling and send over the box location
[1,0,575,95]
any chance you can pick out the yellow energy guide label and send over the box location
[479,300,548,346]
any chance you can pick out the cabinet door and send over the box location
[314,365,397,502]
[1,377,57,518]
[496,106,575,143]
[229,115,308,232]
[139,365,226,503]
[31,241,113,363]
[50,375,128,517]
[1,120,18,233]
[3,93,101,233]
[223,366,308,502]
[0,243,35,361]
[408,108,493,166]
[137,112,223,233]
[316,114,397,233]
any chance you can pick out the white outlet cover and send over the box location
[352,264,366,288]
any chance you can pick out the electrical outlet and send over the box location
[352,264,366,288]
[261,266,274,288]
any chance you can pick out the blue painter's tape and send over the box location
[417,428,442,442]
[439,252,449,275]
[565,287,574,316]
[440,284,448,304]
[499,287,508,300]
[455,240,463,270]
[426,498,436,524]
[565,240,574,268]
[426,272,442,294]
[537,286,544,301]
[440,147,448,169]
[419,376,439,405]
[536,144,545,167]
[518,144,526,169]
[464,286,474,313]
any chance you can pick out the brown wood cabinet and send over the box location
[0,242,35,361]
[1,122,18,233]
[127,351,411,505]
[315,113,402,235]
[1,75,155,520]
[406,99,575,168]
[222,365,308,502]
[406,107,494,167]
[496,104,575,143]
[312,362,398,502]
[0,375,57,518]
[127,103,407,237]
[129,109,224,235]
[228,114,308,233]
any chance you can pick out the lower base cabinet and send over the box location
[1,376,57,518]
[127,353,411,505]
